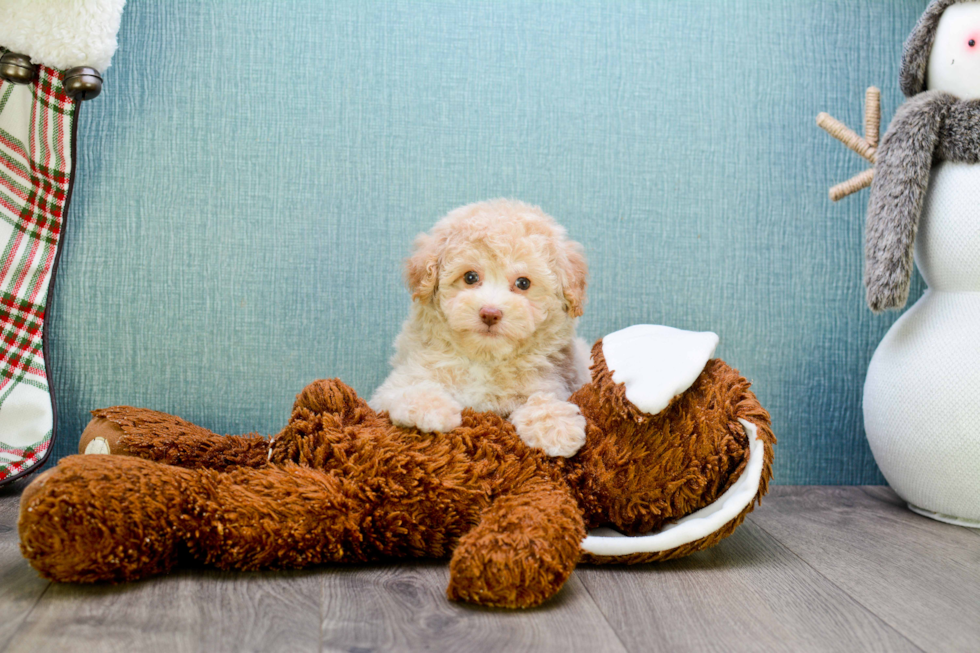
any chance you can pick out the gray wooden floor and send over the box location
[2,483,978,653]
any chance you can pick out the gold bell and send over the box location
[0,51,37,85]
[63,67,103,101]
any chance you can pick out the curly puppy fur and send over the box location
[369,200,591,457]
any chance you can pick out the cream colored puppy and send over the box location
[369,199,591,457]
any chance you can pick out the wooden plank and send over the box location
[858,485,906,508]
[319,561,627,653]
[577,520,918,653]
[190,569,321,652]
[6,566,321,653]
[750,486,980,653]
[6,574,204,653]
[0,482,51,648]
[6,484,975,652]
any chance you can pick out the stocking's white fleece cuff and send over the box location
[0,0,127,72]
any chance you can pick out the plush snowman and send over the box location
[861,0,980,527]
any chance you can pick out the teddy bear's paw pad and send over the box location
[511,394,587,458]
[602,324,719,416]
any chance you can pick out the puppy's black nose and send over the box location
[479,306,503,326]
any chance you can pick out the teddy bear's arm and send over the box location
[80,406,270,471]
[446,478,585,609]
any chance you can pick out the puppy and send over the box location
[369,199,591,457]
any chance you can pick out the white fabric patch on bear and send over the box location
[601,324,719,416]
[84,437,111,455]
[581,419,764,556]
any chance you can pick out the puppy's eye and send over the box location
[971,39,977,48]
[464,271,480,285]
[514,277,531,291]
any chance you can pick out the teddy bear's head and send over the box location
[562,327,774,562]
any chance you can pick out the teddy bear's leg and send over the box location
[79,406,270,471]
[21,451,487,583]
[19,454,199,582]
[446,479,586,609]
[181,463,377,570]
[186,461,479,569]
[20,454,382,582]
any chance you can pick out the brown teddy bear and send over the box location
[18,326,774,609]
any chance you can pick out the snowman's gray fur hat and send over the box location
[900,0,969,97]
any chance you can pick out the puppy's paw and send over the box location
[414,402,464,433]
[510,393,586,458]
[388,388,463,433]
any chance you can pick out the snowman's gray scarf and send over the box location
[865,91,980,312]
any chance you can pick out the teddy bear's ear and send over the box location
[559,239,588,318]
[404,232,440,303]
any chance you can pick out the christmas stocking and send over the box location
[0,0,125,485]
[0,67,77,483]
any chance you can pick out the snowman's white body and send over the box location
[862,4,980,527]
[864,162,980,526]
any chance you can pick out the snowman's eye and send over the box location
[970,39,977,48]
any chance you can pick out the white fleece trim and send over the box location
[0,0,126,72]
[581,419,765,556]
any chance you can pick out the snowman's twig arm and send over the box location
[865,91,954,313]
[818,87,882,201]
[831,168,876,202]
[818,113,877,163]
[865,87,881,149]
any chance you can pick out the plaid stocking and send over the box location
[0,66,77,485]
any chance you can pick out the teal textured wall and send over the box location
[47,0,929,483]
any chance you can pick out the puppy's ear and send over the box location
[559,240,588,318]
[405,233,440,303]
